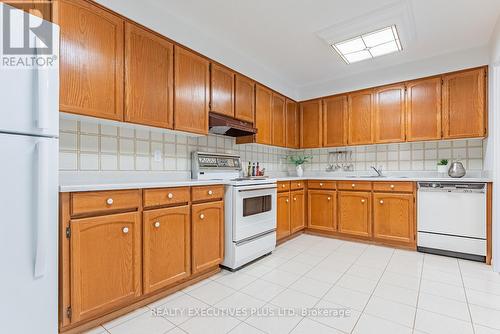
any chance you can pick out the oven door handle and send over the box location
[238,186,277,192]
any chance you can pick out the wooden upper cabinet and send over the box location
[338,191,371,238]
[2,0,51,20]
[54,0,124,121]
[143,206,190,294]
[406,77,442,142]
[70,212,141,323]
[300,99,322,148]
[373,193,415,246]
[234,74,255,123]
[255,85,273,145]
[272,94,287,147]
[323,95,348,147]
[191,201,224,274]
[442,67,487,139]
[308,190,336,231]
[210,64,235,117]
[174,46,210,135]
[374,84,406,143]
[348,90,373,145]
[290,190,305,234]
[124,23,173,129]
[277,192,291,241]
[286,99,300,149]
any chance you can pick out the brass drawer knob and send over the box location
[320,183,324,186]
[327,197,331,200]
[380,200,384,204]
[293,198,297,201]
[361,199,366,203]
[167,193,174,199]
[208,190,213,195]
[106,198,113,205]
[352,184,356,188]
[390,184,395,189]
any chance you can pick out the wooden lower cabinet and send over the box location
[143,206,191,294]
[338,191,371,238]
[277,192,291,240]
[191,201,224,274]
[290,190,305,234]
[373,193,415,246]
[70,212,142,323]
[308,190,336,231]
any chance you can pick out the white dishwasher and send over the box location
[417,182,487,262]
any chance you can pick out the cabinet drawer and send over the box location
[192,185,224,202]
[338,181,372,191]
[71,190,141,216]
[143,187,190,208]
[290,181,304,190]
[277,181,290,192]
[373,181,414,193]
[308,180,336,190]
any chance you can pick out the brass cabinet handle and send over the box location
[380,200,384,204]
[154,222,160,228]
[390,184,395,189]
[106,198,113,205]
[286,198,289,203]
[352,184,356,188]
[200,214,205,220]
[327,197,331,200]
[208,190,213,195]
[167,193,174,199]
[361,199,366,203]
[122,227,129,234]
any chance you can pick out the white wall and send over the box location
[93,0,299,100]
[298,46,490,100]
[488,16,500,271]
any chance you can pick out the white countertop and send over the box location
[59,171,492,192]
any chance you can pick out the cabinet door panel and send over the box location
[54,0,124,120]
[348,90,373,145]
[235,75,255,123]
[323,95,348,147]
[174,47,210,134]
[143,206,190,294]
[211,64,235,117]
[300,100,322,148]
[70,212,141,323]
[286,100,300,148]
[443,68,486,139]
[308,190,336,231]
[192,201,224,273]
[272,94,287,147]
[338,192,371,237]
[277,192,291,240]
[125,23,173,128]
[255,85,273,145]
[290,191,305,233]
[374,84,405,143]
[373,193,414,245]
[406,77,442,141]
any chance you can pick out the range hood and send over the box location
[208,112,257,137]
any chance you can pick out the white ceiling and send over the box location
[101,0,500,100]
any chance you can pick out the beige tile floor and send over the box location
[85,234,500,334]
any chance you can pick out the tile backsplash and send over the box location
[59,118,485,174]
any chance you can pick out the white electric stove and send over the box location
[192,152,277,270]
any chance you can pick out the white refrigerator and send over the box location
[0,4,59,334]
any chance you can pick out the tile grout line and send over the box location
[411,252,426,333]
[458,259,476,334]
[347,247,397,333]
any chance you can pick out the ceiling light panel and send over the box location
[332,25,402,64]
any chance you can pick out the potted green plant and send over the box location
[437,159,449,174]
[289,155,312,177]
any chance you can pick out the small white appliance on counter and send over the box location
[192,152,277,270]
[0,4,60,334]
[417,182,487,262]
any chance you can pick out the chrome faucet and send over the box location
[371,165,383,177]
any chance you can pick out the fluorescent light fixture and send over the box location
[332,25,402,64]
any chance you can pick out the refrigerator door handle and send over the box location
[35,36,50,130]
[34,140,49,278]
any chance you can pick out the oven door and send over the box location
[233,183,277,242]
